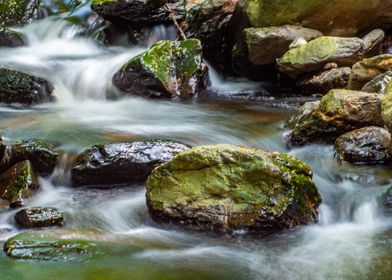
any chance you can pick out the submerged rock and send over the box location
[113,39,209,98]
[362,71,392,94]
[71,140,190,187]
[0,160,39,207]
[0,139,58,176]
[335,127,392,164]
[0,68,54,106]
[348,54,392,90]
[146,144,321,233]
[286,90,383,146]
[14,207,65,228]
[4,232,103,261]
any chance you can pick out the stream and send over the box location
[0,4,392,280]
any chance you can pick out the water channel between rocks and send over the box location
[0,9,392,280]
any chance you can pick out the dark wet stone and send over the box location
[0,27,24,47]
[71,140,190,187]
[335,127,392,164]
[14,207,65,228]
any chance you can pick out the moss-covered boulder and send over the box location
[0,160,39,207]
[146,144,321,233]
[14,207,64,228]
[0,0,39,27]
[233,0,392,37]
[91,0,184,26]
[71,140,189,187]
[277,36,365,79]
[348,54,392,91]
[335,126,392,164]
[0,68,54,106]
[0,139,58,176]
[286,90,384,146]
[0,26,25,47]
[3,232,103,261]
[113,39,209,98]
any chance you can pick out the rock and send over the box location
[14,207,64,228]
[381,186,392,210]
[233,25,322,66]
[380,35,392,55]
[3,232,103,261]
[185,0,238,72]
[146,144,321,233]
[0,139,58,176]
[277,36,365,79]
[296,67,351,95]
[0,160,39,207]
[334,127,392,164]
[348,54,392,90]
[113,39,209,98]
[0,68,54,106]
[0,0,40,27]
[285,101,320,130]
[91,0,184,26]
[286,90,384,146]
[71,140,190,187]
[0,27,24,47]
[381,80,392,132]
[362,29,385,55]
[362,71,392,94]
[289,37,307,49]
[233,0,392,37]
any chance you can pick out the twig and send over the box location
[164,3,187,40]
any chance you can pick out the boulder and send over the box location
[233,25,322,66]
[14,207,65,228]
[348,54,392,90]
[286,89,384,146]
[334,126,392,164]
[4,232,103,261]
[91,0,184,26]
[0,68,54,106]
[296,67,351,95]
[277,36,365,79]
[71,140,190,187]
[113,39,209,98]
[362,71,392,94]
[381,80,392,132]
[0,160,39,207]
[0,139,58,176]
[381,186,392,210]
[0,27,24,47]
[233,0,392,37]
[146,144,321,233]
[0,0,39,27]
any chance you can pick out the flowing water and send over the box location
[0,5,392,280]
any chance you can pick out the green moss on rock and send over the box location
[146,144,321,233]
[0,0,39,27]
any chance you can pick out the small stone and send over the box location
[14,207,64,228]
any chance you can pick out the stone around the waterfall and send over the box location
[0,27,24,47]
[71,140,190,187]
[362,71,392,94]
[277,36,365,79]
[146,144,321,233]
[14,207,64,228]
[113,39,209,98]
[381,80,392,133]
[286,90,384,146]
[4,232,103,261]
[91,0,184,26]
[0,68,54,106]
[0,0,39,27]
[0,160,39,207]
[296,67,351,95]
[348,54,392,90]
[334,127,392,164]
[0,139,59,176]
[381,186,392,210]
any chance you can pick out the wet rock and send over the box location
[380,35,392,55]
[146,144,321,233]
[286,89,384,146]
[14,207,64,228]
[0,139,58,176]
[362,71,392,94]
[233,25,322,67]
[0,0,40,27]
[3,232,103,261]
[0,160,39,207]
[0,27,24,47]
[348,54,392,90]
[381,80,392,132]
[233,0,392,37]
[113,39,209,98]
[381,186,392,210]
[296,67,351,95]
[71,140,190,187]
[362,29,385,56]
[91,0,184,26]
[334,127,392,164]
[185,0,238,72]
[0,68,54,106]
[285,101,320,130]
[277,36,365,79]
